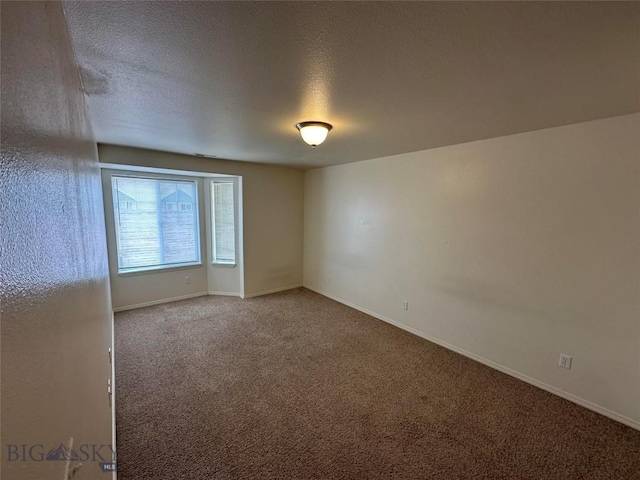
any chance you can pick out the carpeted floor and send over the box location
[114,288,640,479]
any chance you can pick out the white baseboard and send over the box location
[304,284,640,431]
[242,284,303,299]
[208,290,242,297]
[113,292,209,312]
[113,285,302,310]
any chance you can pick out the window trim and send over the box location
[117,262,202,277]
[211,179,237,267]
[111,173,202,274]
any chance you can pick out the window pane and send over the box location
[112,176,200,271]
[212,182,235,264]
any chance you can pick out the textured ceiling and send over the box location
[64,1,640,168]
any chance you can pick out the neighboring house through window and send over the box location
[111,175,201,273]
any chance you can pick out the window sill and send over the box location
[212,262,236,268]
[117,262,203,277]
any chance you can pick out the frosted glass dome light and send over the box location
[296,121,333,147]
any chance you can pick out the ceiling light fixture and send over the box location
[296,121,332,148]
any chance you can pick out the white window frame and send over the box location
[210,179,238,267]
[110,173,202,275]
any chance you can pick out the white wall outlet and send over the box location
[184,276,190,284]
[559,354,572,369]
[402,301,409,311]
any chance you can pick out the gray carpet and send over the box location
[114,288,640,479]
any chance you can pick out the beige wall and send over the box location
[101,169,211,310]
[304,114,640,428]
[99,144,304,307]
[0,2,114,479]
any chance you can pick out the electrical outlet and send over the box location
[559,354,572,369]
[402,301,409,311]
[185,276,190,284]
